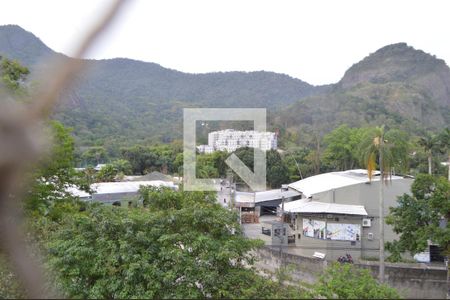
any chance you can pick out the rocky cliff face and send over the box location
[339,43,450,107]
[274,43,450,145]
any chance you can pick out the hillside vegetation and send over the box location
[0,25,325,146]
[1,26,449,151]
[274,43,450,147]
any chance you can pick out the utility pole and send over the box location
[239,204,242,225]
[379,132,385,283]
[446,256,449,299]
[232,182,236,211]
[279,185,288,269]
[253,191,256,223]
[226,170,235,211]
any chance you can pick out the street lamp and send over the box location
[280,184,289,221]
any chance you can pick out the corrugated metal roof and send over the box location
[235,189,301,203]
[235,192,254,203]
[288,169,403,197]
[282,199,368,216]
[67,180,177,198]
[92,181,176,194]
[255,189,300,202]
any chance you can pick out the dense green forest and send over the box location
[74,125,449,186]
[1,53,448,187]
[2,26,449,152]
[0,25,327,147]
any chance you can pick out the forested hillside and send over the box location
[274,43,450,147]
[1,25,449,151]
[0,25,326,146]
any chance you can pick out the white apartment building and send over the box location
[196,145,214,154]
[197,129,277,153]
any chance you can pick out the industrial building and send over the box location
[68,180,177,205]
[279,169,413,260]
[237,169,415,261]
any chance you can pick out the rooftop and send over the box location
[235,189,301,203]
[67,180,177,198]
[91,180,176,194]
[209,129,275,135]
[282,199,368,216]
[288,169,405,197]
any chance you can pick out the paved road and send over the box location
[242,215,279,245]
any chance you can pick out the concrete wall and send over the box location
[255,246,447,299]
[254,246,326,284]
[357,260,447,299]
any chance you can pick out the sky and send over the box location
[1,0,449,85]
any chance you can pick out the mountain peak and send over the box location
[376,42,412,52]
[0,24,55,67]
[1,24,26,31]
[338,42,450,106]
[369,42,445,64]
[340,43,449,83]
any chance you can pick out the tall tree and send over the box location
[322,125,369,171]
[111,159,133,175]
[25,121,89,214]
[81,147,108,167]
[42,187,310,298]
[266,150,289,188]
[95,164,118,182]
[282,147,313,181]
[312,132,322,174]
[384,129,411,174]
[120,145,157,175]
[0,56,29,92]
[385,174,450,297]
[361,125,394,283]
[418,134,440,175]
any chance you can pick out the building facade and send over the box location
[196,145,214,154]
[198,129,277,153]
[280,169,413,261]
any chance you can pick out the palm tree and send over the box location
[418,134,439,175]
[361,125,394,283]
